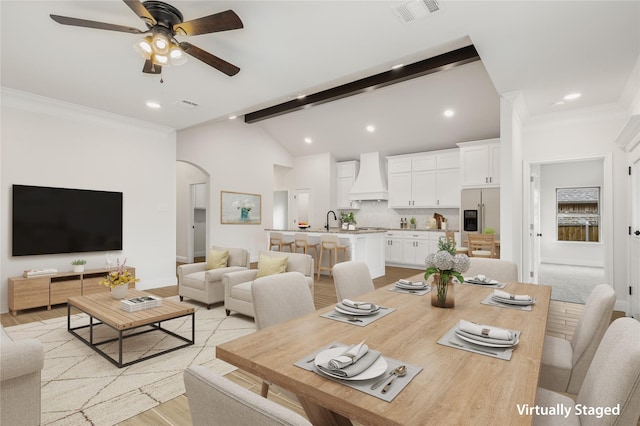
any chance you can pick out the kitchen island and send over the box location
[265,229,386,278]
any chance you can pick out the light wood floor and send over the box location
[1,266,626,426]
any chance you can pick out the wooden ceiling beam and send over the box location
[244,44,480,124]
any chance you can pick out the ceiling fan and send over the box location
[50,0,243,76]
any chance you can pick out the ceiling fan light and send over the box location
[169,45,187,66]
[152,32,170,54]
[152,53,169,66]
[133,37,153,60]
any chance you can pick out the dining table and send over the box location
[216,273,552,426]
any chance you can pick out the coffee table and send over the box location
[67,289,195,368]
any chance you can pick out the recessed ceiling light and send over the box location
[366,125,376,133]
[146,101,161,109]
[553,101,565,106]
[443,109,455,118]
[296,94,306,100]
[304,137,312,144]
[228,115,237,120]
[391,63,404,70]
[563,93,581,101]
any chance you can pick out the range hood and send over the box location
[349,152,389,201]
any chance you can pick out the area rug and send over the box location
[3,297,255,425]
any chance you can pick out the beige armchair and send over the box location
[223,250,314,318]
[178,246,250,309]
[1,325,45,426]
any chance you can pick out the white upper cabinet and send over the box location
[387,149,459,208]
[458,139,500,187]
[336,161,360,209]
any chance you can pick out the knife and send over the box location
[448,340,499,356]
[370,369,394,389]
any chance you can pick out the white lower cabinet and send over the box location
[385,231,457,268]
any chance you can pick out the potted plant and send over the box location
[483,227,495,235]
[99,258,140,299]
[409,217,417,229]
[71,259,87,273]
[340,212,357,230]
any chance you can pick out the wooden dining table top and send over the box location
[216,274,552,426]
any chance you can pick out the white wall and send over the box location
[1,89,178,313]
[288,153,335,230]
[176,119,294,262]
[540,160,604,266]
[522,105,629,305]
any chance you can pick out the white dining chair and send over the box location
[184,365,312,426]
[251,271,316,397]
[463,258,518,283]
[332,261,375,302]
[533,317,640,426]
[538,283,616,395]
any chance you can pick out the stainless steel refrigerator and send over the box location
[461,188,500,245]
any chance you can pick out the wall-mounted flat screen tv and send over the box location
[12,185,123,256]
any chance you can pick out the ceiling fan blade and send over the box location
[179,42,240,76]
[50,14,144,34]
[142,60,162,74]
[122,0,157,26]
[174,10,243,36]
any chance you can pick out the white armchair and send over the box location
[1,325,45,426]
[178,246,250,309]
[223,250,314,318]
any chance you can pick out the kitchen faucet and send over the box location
[325,210,337,231]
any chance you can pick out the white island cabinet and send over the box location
[266,229,385,278]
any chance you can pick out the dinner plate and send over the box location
[395,282,428,290]
[491,296,535,306]
[314,347,387,381]
[465,277,499,285]
[455,330,519,348]
[334,305,379,316]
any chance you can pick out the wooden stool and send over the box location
[317,234,349,280]
[294,233,319,260]
[269,232,293,252]
[445,230,468,255]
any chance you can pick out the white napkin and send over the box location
[458,319,513,341]
[328,341,368,369]
[341,299,376,311]
[396,279,425,287]
[493,289,532,301]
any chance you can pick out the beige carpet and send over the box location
[3,297,255,425]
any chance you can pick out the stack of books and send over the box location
[23,268,58,278]
[120,295,163,312]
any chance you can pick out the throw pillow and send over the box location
[255,254,288,278]
[205,249,229,270]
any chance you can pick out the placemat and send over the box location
[386,285,431,296]
[480,293,533,311]
[320,307,395,326]
[437,324,520,361]
[294,342,422,402]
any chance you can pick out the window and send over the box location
[556,187,600,242]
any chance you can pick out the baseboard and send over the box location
[176,255,188,263]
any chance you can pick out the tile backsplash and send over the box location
[339,200,459,231]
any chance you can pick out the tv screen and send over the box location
[12,185,123,256]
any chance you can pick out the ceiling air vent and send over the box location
[175,100,199,109]
[392,0,443,24]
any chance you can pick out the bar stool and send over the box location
[293,233,320,260]
[269,232,293,252]
[316,234,349,280]
[445,230,468,255]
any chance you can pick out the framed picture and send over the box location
[220,191,262,224]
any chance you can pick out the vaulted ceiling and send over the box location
[2,1,638,160]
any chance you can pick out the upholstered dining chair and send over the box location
[533,317,640,426]
[251,271,316,397]
[269,232,294,252]
[466,233,496,258]
[538,283,616,395]
[332,261,375,302]
[463,258,518,283]
[184,365,312,426]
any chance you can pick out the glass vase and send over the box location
[431,274,454,308]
